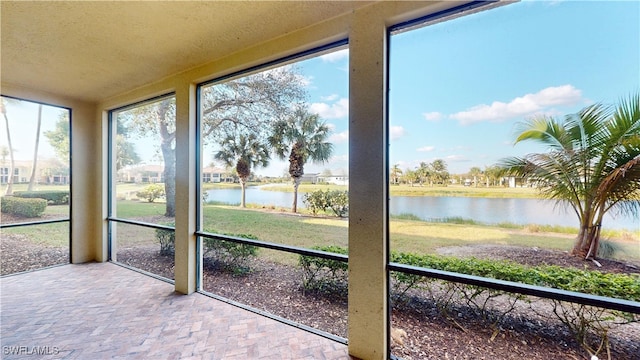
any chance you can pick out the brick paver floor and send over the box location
[0,262,351,359]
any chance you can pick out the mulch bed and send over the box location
[2,234,639,359]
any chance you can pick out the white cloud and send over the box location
[320,48,349,63]
[330,154,349,163]
[445,154,470,162]
[423,112,443,121]
[390,126,406,140]
[417,146,435,152]
[329,130,349,144]
[321,94,339,101]
[310,98,349,119]
[449,85,583,125]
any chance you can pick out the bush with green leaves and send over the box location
[302,189,349,217]
[1,196,47,217]
[136,184,165,203]
[202,231,259,275]
[299,245,348,291]
[155,226,175,256]
[303,245,639,358]
[303,190,329,215]
[14,190,69,205]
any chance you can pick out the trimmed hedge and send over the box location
[389,252,640,301]
[299,245,348,290]
[14,190,69,205]
[1,196,47,217]
[202,232,259,274]
[302,245,640,302]
[303,245,640,358]
[154,225,259,274]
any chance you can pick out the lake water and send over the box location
[206,187,639,231]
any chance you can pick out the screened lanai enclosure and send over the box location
[2,1,638,359]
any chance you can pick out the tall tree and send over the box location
[28,104,43,191]
[215,132,270,208]
[1,97,16,195]
[127,98,176,217]
[468,166,483,188]
[127,67,305,217]
[431,159,449,186]
[200,66,306,140]
[391,164,403,185]
[498,93,640,259]
[416,162,431,186]
[404,168,419,186]
[44,113,70,161]
[269,107,333,213]
[114,121,141,171]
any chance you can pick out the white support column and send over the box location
[174,82,197,295]
[348,6,389,360]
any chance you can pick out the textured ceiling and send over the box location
[1,1,373,103]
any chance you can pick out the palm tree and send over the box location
[416,162,430,186]
[497,93,640,260]
[391,164,403,185]
[269,107,333,213]
[28,104,43,191]
[431,159,449,186]
[215,132,270,208]
[468,166,483,188]
[1,98,16,195]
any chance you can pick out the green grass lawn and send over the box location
[5,198,638,265]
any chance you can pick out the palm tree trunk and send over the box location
[240,178,247,208]
[28,105,43,191]
[3,110,15,196]
[292,176,301,213]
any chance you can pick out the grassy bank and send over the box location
[4,200,638,264]
[260,183,542,199]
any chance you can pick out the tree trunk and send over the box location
[240,178,247,208]
[571,223,600,259]
[288,142,304,213]
[161,143,176,217]
[292,176,301,213]
[157,100,176,218]
[28,105,43,191]
[3,111,15,196]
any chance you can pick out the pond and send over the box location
[205,187,639,231]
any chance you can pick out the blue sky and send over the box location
[262,0,640,177]
[3,1,639,179]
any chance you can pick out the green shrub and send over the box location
[299,245,348,291]
[14,190,69,205]
[303,190,329,215]
[302,190,349,217]
[388,249,640,358]
[136,184,165,203]
[327,190,349,217]
[155,225,175,256]
[202,230,259,275]
[1,196,47,217]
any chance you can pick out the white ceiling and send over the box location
[1,1,375,103]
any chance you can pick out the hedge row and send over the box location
[300,245,639,301]
[301,245,640,358]
[155,226,258,274]
[1,196,47,217]
[389,252,640,301]
[14,191,69,205]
